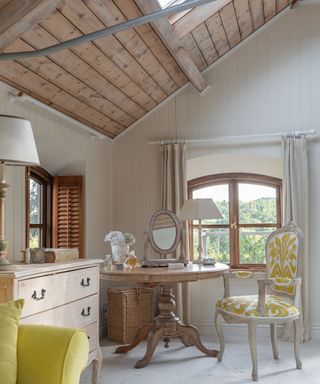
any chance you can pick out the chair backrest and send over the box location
[265,222,303,297]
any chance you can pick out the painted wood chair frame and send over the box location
[214,222,303,381]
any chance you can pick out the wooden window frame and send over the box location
[25,166,53,248]
[188,173,282,270]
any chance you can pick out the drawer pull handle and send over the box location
[31,288,46,301]
[81,307,91,317]
[80,278,90,287]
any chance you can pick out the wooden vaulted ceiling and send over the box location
[0,0,293,138]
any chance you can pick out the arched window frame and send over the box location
[25,166,53,248]
[188,173,282,269]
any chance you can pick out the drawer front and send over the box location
[84,322,98,353]
[20,294,98,328]
[19,266,98,317]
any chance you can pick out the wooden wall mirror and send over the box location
[143,209,187,267]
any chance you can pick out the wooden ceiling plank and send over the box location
[84,0,179,96]
[219,2,242,48]
[21,25,145,120]
[192,23,219,66]
[135,0,207,92]
[113,0,187,87]
[173,0,233,39]
[0,0,65,50]
[263,0,276,21]
[0,75,115,138]
[0,60,122,136]
[276,0,289,12]
[7,39,135,127]
[206,12,230,57]
[248,0,265,30]
[233,0,254,39]
[58,0,167,103]
[40,12,156,112]
[180,33,208,71]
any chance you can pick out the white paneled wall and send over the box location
[113,5,320,336]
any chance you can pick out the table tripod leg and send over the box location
[115,323,153,354]
[176,321,218,357]
[135,324,163,369]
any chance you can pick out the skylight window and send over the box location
[159,0,187,9]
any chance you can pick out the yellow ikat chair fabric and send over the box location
[216,295,299,318]
[267,231,299,295]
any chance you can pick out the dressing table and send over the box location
[101,208,228,368]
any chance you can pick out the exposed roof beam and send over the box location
[173,0,232,39]
[0,0,65,50]
[135,0,207,92]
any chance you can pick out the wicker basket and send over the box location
[107,287,153,343]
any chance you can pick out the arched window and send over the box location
[188,173,282,269]
[25,167,53,248]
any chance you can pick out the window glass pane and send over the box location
[239,227,276,264]
[201,228,230,263]
[192,184,229,225]
[29,228,41,248]
[29,178,41,224]
[239,183,277,224]
[159,0,186,8]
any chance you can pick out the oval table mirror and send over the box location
[143,209,187,267]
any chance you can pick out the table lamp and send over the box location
[179,198,223,264]
[0,115,40,266]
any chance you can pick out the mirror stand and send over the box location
[142,209,188,267]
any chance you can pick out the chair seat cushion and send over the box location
[216,295,299,318]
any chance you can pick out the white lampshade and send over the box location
[179,198,223,221]
[0,115,39,165]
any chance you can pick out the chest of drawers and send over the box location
[0,259,102,384]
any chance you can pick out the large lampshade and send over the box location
[0,115,39,266]
[179,198,223,221]
[179,198,223,263]
[0,115,39,165]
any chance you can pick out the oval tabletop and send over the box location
[100,262,229,284]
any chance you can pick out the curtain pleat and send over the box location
[282,136,310,342]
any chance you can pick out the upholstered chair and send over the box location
[214,222,303,381]
[17,325,89,384]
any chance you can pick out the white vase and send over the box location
[111,244,129,264]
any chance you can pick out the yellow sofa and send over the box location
[16,324,89,384]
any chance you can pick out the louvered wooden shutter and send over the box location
[52,176,84,258]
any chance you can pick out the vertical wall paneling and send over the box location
[113,6,320,335]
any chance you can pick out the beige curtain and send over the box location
[282,136,310,342]
[160,143,190,323]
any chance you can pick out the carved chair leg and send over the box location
[293,319,302,369]
[270,323,279,359]
[214,311,225,362]
[248,320,258,382]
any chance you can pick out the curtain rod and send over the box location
[148,129,318,145]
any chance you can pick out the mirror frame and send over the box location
[149,209,181,255]
[143,209,186,265]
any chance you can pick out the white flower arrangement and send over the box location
[104,231,135,246]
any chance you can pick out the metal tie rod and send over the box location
[0,0,217,61]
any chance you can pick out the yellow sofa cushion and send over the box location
[216,295,299,318]
[0,299,24,384]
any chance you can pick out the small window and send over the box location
[188,173,281,269]
[26,167,52,248]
